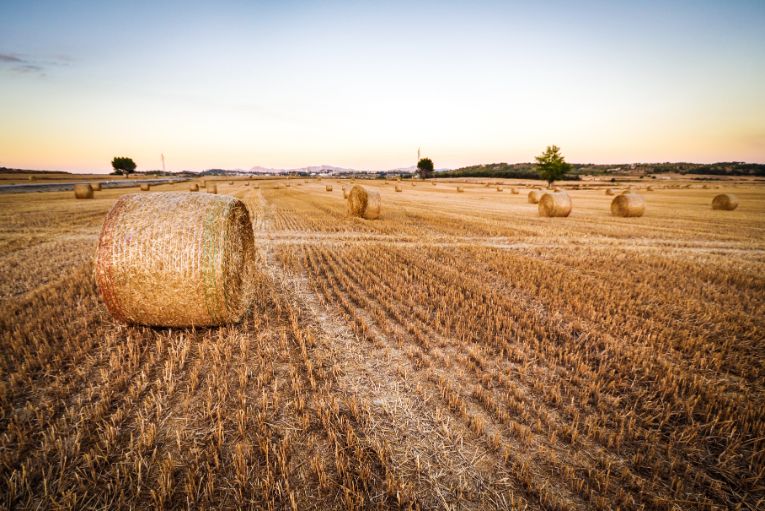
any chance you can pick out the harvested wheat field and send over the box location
[1,178,764,510]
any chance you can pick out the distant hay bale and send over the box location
[244,183,250,187]
[527,190,543,204]
[395,185,403,192]
[411,182,416,187]
[208,184,218,194]
[553,187,561,192]
[605,188,616,196]
[325,185,333,192]
[189,183,199,192]
[347,185,381,219]
[92,182,102,191]
[74,184,94,199]
[456,187,464,192]
[702,184,709,189]
[511,188,518,194]
[712,194,738,211]
[646,186,654,191]
[95,192,255,327]
[496,186,503,192]
[140,183,150,191]
[432,182,437,186]
[611,193,645,217]
[229,181,234,185]
[538,191,572,217]
[28,175,36,181]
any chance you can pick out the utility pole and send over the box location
[161,153,166,173]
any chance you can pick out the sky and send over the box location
[1,0,764,172]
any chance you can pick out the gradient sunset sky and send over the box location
[1,0,764,172]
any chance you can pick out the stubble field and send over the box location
[1,178,763,510]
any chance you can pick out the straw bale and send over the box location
[189,183,199,192]
[605,188,615,196]
[347,185,381,219]
[496,186,503,192]
[511,188,518,194]
[92,182,102,191]
[538,191,572,217]
[395,185,403,192]
[611,193,645,217]
[140,183,150,191]
[456,187,464,192]
[74,184,93,199]
[326,185,333,192]
[207,184,217,194]
[712,194,738,211]
[528,190,543,204]
[95,192,255,327]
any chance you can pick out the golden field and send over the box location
[1,177,763,510]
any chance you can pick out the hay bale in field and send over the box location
[325,185,333,192]
[411,182,416,187]
[456,186,464,192]
[538,191,572,217]
[712,194,738,211]
[611,193,645,217]
[432,182,437,186]
[208,184,218,194]
[140,183,150,191]
[92,182,102,191]
[74,184,94,199]
[189,183,199,192]
[95,192,255,327]
[244,183,250,187]
[605,188,616,196]
[553,187,561,192]
[347,185,381,219]
[395,185,403,192]
[702,184,709,189]
[229,181,234,185]
[646,186,654,191]
[496,186,503,192]
[511,188,518,194]
[528,190,543,204]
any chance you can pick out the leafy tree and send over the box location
[534,145,571,187]
[417,157,434,179]
[111,156,137,175]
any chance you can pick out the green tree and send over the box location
[111,156,137,175]
[534,145,571,187]
[417,157,434,179]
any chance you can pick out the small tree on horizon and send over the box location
[417,157,434,179]
[111,156,137,175]
[534,145,571,187]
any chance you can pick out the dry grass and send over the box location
[1,177,764,510]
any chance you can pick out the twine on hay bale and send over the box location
[538,191,572,217]
[207,184,218,194]
[140,183,150,191]
[712,194,738,211]
[325,185,333,192]
[95,192,255,327]
[611,193,645,217]
[347,185,381,219]
[189,183,199,192]
[527,190,543,204]
[74,184,93,199]
[92,182,102,191]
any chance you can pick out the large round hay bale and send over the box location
[189,183,199,192]
[538,191,572,217]
[74,184,93,199]
[605,188,615,196]
[140,183,150,191]
[95,192,255,327]
[208,184,218,194]
[528,190,543,204]
[712,194,738,211]
[92,182,102,191]
[611,193,645,217]
[395,185,403,192]
[325,185,333,192]
[347,185,381,219]
[511,188,519,194]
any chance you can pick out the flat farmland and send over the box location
[1,178,763,510]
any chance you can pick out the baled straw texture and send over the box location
[712,194,738,211]
[457,187,464,193]
[605,188,615,196]
[95,192,255,327]
[611,193,645,217]
[326,185,333,192]
[140,184,150,191]
[527,190,543,204]
[189,183,199,192]
[74,184,93,199]
[538,191,572,217]
[511,188,518,194]
[395,185,403,192]
[208,184,218,194]
[496,186,503,192]
[92,182,102,191]
[347,185,381,219]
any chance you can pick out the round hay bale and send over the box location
[511,188,519,194]
[646,186,654,191]
[189,183,199,192]
[456,187,464,193]
[208,184,217,194]
[92,182,102,191]
[605,188,615,196]
[432,182,437,186]
[496,186,503,192]
[347,185,381,219]
[325,185,333,192]
[74,184,94,199]
[712,194,738,211]
[140,183,151,191]
[244,183,250,187]
[553,187,561,192]
[395,185,403,192]
[411,182,416,187]
[538,191,572,217]
[527,190,543,204]
[229,181,234,185]
[611,193,645,217]
[95,192,255,327]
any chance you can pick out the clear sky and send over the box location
[1,0,764,172]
